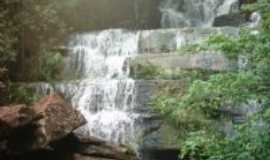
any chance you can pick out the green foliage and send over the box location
[0,0,20,66]
[180,131,221,160]
[182,72,258,112]
[242,0,270,31]
[130,62,164,79]
[9,85,40,105]
[152,72,257,133]
[39,51,64,82]
[0,0,70,104]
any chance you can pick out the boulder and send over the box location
[31,94,87,149]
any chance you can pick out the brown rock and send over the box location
[0,105,41,140]
[31,94,86,149]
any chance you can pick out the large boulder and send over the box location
[31,94,87,149]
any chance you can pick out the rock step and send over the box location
[137,26,239,54]
[129,52,236,79]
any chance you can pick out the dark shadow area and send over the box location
[141,148,180,160]
[4,134,79,160]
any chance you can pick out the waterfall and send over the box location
[30,1,242,157]
[37,29,142,147]
[159,0,239,28]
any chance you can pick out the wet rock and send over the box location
[76,136,138,160]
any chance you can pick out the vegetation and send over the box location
[0,0,72,104]
[9,85,41,105]
[152,0,270,159]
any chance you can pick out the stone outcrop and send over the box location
[31,94,86,149]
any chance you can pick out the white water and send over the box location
[38,29,142,147]
[159,0,239,28]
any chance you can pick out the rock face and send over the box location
[213,13,247,27]
[130,52,234,76]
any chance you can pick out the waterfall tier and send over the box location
[159,0,239,28]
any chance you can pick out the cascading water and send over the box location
[159,0,239,28]
[37,29,143,148]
